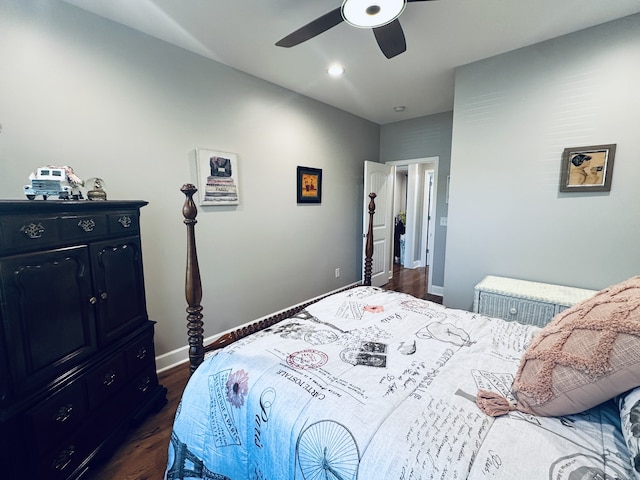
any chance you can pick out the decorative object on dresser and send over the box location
[23,165,85,201]
[473,275,597,327]
[0,200,167,480]
[86,177,108,201]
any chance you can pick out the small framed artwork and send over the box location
[196,148,240,206]
[297,166,322,204]
[559,144,616,192]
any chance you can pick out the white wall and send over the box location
[444,14,640,310]
[0,0,380,365]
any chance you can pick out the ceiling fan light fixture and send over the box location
[327,64,345,76]
[341,0,406,28]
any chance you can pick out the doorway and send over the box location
[386,157,438,295]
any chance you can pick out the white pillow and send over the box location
[618,386,640,480]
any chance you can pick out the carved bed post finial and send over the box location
[363,192,376,286]
[181,183,204,374]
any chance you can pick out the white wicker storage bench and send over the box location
[473,275,597,327]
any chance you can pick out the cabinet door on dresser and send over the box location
[91,236,148,344]
[0,246,97,396]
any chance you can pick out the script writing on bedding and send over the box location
[165,286,633,480]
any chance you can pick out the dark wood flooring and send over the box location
[385,264,443,304]
[87,265,442,479]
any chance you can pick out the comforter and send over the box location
[165,286,632,479]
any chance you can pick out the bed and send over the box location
[165,183,640,480]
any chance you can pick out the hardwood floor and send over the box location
[87,265,442,479]
[384,263,443,304]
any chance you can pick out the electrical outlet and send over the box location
[335,268,341,278]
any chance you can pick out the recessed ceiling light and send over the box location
[393,105,406,112]
[327,64,345,77]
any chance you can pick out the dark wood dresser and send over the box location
[0,200,167,479]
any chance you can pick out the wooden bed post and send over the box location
[363,192,376,286]
[181,184,204,374]
[179,187,378,364]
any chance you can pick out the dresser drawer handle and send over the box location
[137,376,151,393]
[20,222,45,239]
[136,347,148,360]
[55,404,74,423]
[103,371,117,387]
[77,219,96,232]
[118,216,132,228]
[89,293,107,304]
[53,445,75,471]
[509,307,518,315]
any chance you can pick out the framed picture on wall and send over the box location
[559,144,616,192]
[296,166,322,204]
[196,148,240,206]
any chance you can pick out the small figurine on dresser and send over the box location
[23,165,84,200]
[86,177,107,201]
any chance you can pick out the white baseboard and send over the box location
[429,285,444,296]
[155,347,187,373]
[155,283,359,373]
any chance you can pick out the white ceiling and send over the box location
[60,0,640,125]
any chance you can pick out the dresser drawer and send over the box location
[129,363,160,411]
[108,211,140,235]
[86,352,127,410]
[1,211,132,254]
[38,389,128,480]
[25,381,89,455]
[125,332,155,375]
[0,215,60,252]
[40,434,93,480]
[37,359,158,479]
[477,291,556,326]
[60,214,108,241]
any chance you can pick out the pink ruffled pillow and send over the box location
[478,276,640,417]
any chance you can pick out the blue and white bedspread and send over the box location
[165,286,632,480]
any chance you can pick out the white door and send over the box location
[363,161,395,287]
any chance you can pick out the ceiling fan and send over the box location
[276,0,436,59]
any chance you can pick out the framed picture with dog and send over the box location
[559,144,616,192]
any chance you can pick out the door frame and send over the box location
[385,157,439,295]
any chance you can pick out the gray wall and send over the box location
[444,14,640,310]
[380,112,453,290]
[0,0,379,367]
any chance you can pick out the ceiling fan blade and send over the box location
[276,7,344,48]
[373,19,406,59]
